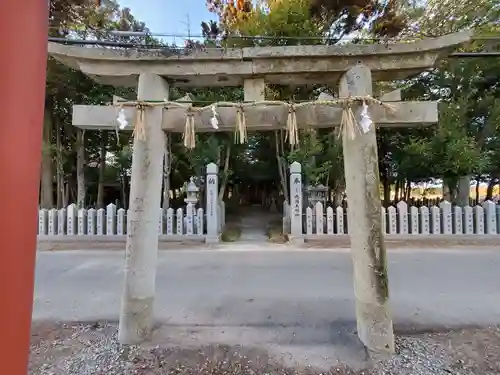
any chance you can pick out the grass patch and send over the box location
[221,224,242,242]
[266,219,287,243]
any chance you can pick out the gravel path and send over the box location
[30,322,500,375]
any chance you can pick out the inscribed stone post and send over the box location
[339,65,394,355]
[482,201,497,234]
[306,207,313,235]
[419,206,430,234]
[78,208,87,235]
[381,207,386,234]
[387,206,397,234]
[186,203,194,235]
[106,203,117,235]
[336,206,344,234]
[326,206,334,234]
[57,208,66,235]
[117,208,126,235]
[474,205,484,234]
[96,208,105,235]
[409,206,419,234]
[67,204,77,235]
[48,209,57,236]
[158,208,164,235]
[430,206,440,234]
[166,208,174,235]
[439,201,452,234]
[196,207,204,235]
[464,206,474,234]
[38,209,48,235]
[87,208,96,235]
[396,201,408,234]
[176,208,183,235]
[453,206,463,234]
[315,202,324,235]
[289,162,303,242]
[205,163,219,243]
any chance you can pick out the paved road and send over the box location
[33,247,500,368]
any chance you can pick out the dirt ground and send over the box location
[305,236,500,249]
[37,235,500,251]
[36,240,206,251]
[29,322,500,375]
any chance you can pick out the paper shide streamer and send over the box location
[113,96,393,148]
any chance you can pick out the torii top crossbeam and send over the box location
[48,31,472,88]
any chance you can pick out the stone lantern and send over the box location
[184,177,199,206]
[306,184,328,208]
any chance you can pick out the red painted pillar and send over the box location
[0,1,48,374]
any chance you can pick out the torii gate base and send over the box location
[0,1,48,374]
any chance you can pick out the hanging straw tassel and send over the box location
[183,110,196,149]
[286,104,299,146]
[340,101,359,140]
[133,104,147,141]
[235,105,247,144]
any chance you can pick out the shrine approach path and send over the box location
[33,246,500,368]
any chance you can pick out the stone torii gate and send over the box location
[48,31,472,356]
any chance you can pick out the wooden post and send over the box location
[339,65,395,355]
[118,73,168,344]
[0,1,48,373]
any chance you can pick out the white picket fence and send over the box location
[304,200,500,235]
[37,203,205,236]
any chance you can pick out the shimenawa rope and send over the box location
[114,96,396,148]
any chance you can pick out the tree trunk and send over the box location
[382,178,390,207]
[162,133,171,209]
[40,110,54,208]
[394,178,401,202]
[405,180,412,201]
[97,132,107,209]
[218,145,231,201]
[475,177,481,204]
[275,130,289,203]
[442,183,452,202]
[121,172,128,209]
[76,129,86,208]
[63,182,69,207]
[333,185,345,207]
[456,175,471,207]
[485,177,498,201]
[55,119,64,209]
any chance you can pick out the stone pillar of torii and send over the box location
[49,31,472,357]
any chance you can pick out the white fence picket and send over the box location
[176,208,183,235]
[409,206,419,234]
[38,209,48,235]
[315,202,324,235]
[326,207,334,235]
[453,206,463,234]
[396,201,408,234]
[336,206,344,234]
[37,200,500,238]
[306,207,313,235]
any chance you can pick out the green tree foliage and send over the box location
[44,0,500,210]
[206,0,407,43]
